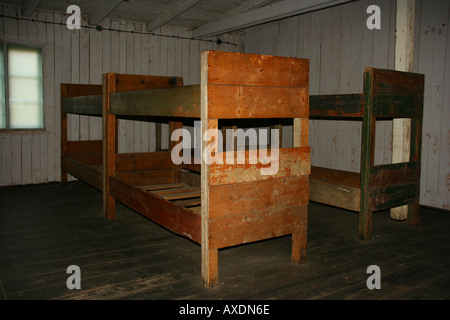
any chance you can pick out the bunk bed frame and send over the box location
[60,75,183,191]
[309,67,424,241]
[61,83,103,190]
[61,50,311,288]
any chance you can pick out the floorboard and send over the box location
[1,182,449,301]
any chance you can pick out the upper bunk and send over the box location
[107,51,309,121]
[309,68,424,119]
[60,74,184,190]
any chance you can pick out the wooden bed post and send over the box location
[103,73,117,219]
[292,117,309,263]
[200,51,219,288]
[407,116,422,227]
[61,84,69,185]
[360,69,376,240]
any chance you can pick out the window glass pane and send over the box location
[0,45,5,129]
[8,46,43,129]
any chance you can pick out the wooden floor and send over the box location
[1,181,450,301]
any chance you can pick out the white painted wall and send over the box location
[238,0,449,210]
[0,5,238,185]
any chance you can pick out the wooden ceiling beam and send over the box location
[89,0,123,26]
[146,0,201,32]
[193,0,354,38]
[21,0,41,17]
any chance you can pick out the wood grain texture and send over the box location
[208,175,309,219]
[207,86,308,119]
[206,50,309,87]
[208,147,311,185]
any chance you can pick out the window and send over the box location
[0,44,43,129]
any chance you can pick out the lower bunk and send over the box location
[310,163,421,242]
[61,140,103,190]
[106,148,310,287]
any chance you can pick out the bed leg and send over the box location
[104,196,116,219]
[202,248,218,288]
[359,209,373,241]
[407,201,420,227]
[61,171,68,186]
[292,231,307,265]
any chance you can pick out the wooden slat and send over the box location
[209,147,311,185]
[115,151,174,172]
[309,166,361,212]
[109,85,200,117]
[150,187,197,196]
[61,156,102,191]
[174,198,202,207]
[205,50,309,87]
[309,94,364,118]
[114,74,183,93]
[369,161,421,188]
[208,175,309,219]
[369,183,420,211]
[109,176,201,244]
[208,204,308,250]
[207,86,308,119]
[138,183,185,191]
[310,166,360,188]
[368,68,425,95]
[161,191,201,200]
[61,83,102,98]
[372,93,423,118]
[114,170,175,186]
[309,179,360,212]
[67,140,102,155]
[62,95,103,115]
[68,153,102,165]
[189,206,202,213]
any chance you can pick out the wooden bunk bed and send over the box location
[102,51,311,287]
[60,75,183,191]
[309,67,424,241]
[61,83,103,190]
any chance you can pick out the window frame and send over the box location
[0,42,45,131]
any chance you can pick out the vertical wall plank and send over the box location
[69,16,80,145]
[441,3,450,210]
[133,22,142,153]
[416,0,449,208]
[89,24,103,141]
[79,17,90,141]
[1,136,12,186]
[34,11,48,183]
